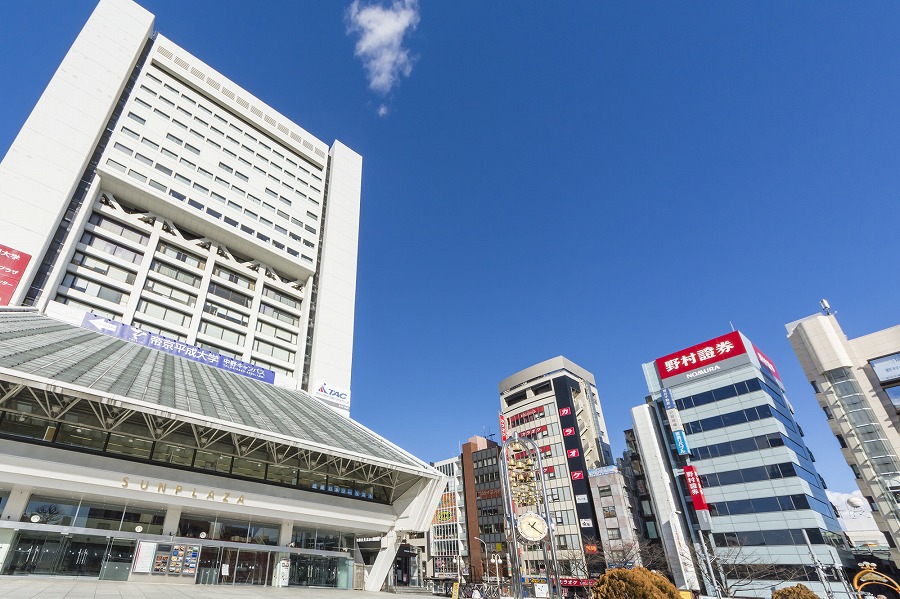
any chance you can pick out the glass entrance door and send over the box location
[4,533,65,575]
[2,532,124,577]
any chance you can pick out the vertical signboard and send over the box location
[0,244,31,306]
[554,379,600,541]
[499,411,507,442]
[662,388,690,455]
[683,466,712,530]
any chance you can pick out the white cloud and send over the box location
[377,104,389,118]
[346,0,420,97]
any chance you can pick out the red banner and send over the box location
[656,330,746,380]
[499,411,507,442]
[0,244,31,306]
[683,465,708,510]
[753,344,782,382]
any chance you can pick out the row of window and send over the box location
[707,493,815,517]
[673,377,788,412]
[683,402,793,436]
[711,527,844,549]
[111,129,316,261]
[0,412,381,501]
[141,69,324,195]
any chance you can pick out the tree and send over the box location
[590,567,679,599]
[772,583,821,599]
[709,540,809,598]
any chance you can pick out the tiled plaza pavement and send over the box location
[0,578,438,599]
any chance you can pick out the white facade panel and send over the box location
[0,0,153,304]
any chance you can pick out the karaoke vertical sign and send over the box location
[0,244,31,306]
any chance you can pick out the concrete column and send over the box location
[161,505,182,536]
[1,485,31,522]
[278,521,293,546]
[365,528,398,592]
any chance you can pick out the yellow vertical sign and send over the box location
[451,582,460,599]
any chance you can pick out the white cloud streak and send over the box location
[346,0,420,97]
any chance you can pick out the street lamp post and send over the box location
[474,536,488,582]
[491,553,502,582]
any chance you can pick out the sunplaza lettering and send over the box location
[121,477,245,504]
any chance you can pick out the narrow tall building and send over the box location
[0,0,359,415]
[499,357,613,582]
[636,331,850,598]
[787,309,900,567]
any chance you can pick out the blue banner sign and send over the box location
[661,387,677,411]
[672,430,691,455]
[81,314,275,384]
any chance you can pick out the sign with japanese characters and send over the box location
[656,331,748,382]
[672,430,690,455]
[587,465,618,477]
[660,388,677,411]
[81,314,275,384]
[499,411,507,441]
[0,244,31,306]
[871,353,900,384]
[684,466,712,530]
[752,344,782,383]
[683,465,708,510]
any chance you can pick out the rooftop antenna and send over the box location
[729,321,735,332]
[820,299,832,315]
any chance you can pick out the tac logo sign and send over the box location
[314,381,351,408]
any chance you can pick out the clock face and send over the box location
[516,512,549,543]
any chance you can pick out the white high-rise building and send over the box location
[0,0,360,415]
[0,0,445,589]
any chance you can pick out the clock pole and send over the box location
[499,432,561,599]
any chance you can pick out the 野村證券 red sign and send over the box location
[655,330,747,380]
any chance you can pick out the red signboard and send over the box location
[571,470,584,480]
[559,407,571,416]
[752,344,782,382]
[683,465,708,510]
[563,427,575,436]
[656,330,746,380]
[559,578,594,587]
[520,425,547,438]
[499,411,507,442]
[567,448,579,458]
[0,244,31,306]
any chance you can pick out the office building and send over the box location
[499,357,613,583]
[0,0,359,415]
[0,0,444,588]
[460,436,507,584]
[787,308,900,566]
[586,465,641,572]
[636,331,850,598]
[428,456,468,591]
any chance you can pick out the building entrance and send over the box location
[2,532,135,579]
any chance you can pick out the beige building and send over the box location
[786,309,900,566]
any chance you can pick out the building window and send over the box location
[602,506,616,518]
[253,339,295,363]
[136,300,191,327]
[607,528,621,540]
[597,486,612,498]
[61,274,128,305]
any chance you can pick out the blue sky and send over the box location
[2,1,899,499]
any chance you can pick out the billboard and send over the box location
[752,344,782,383]
[655,331,748,384]
[683,465,712,530]
[0,244,32,306]
[81,313,275,384]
